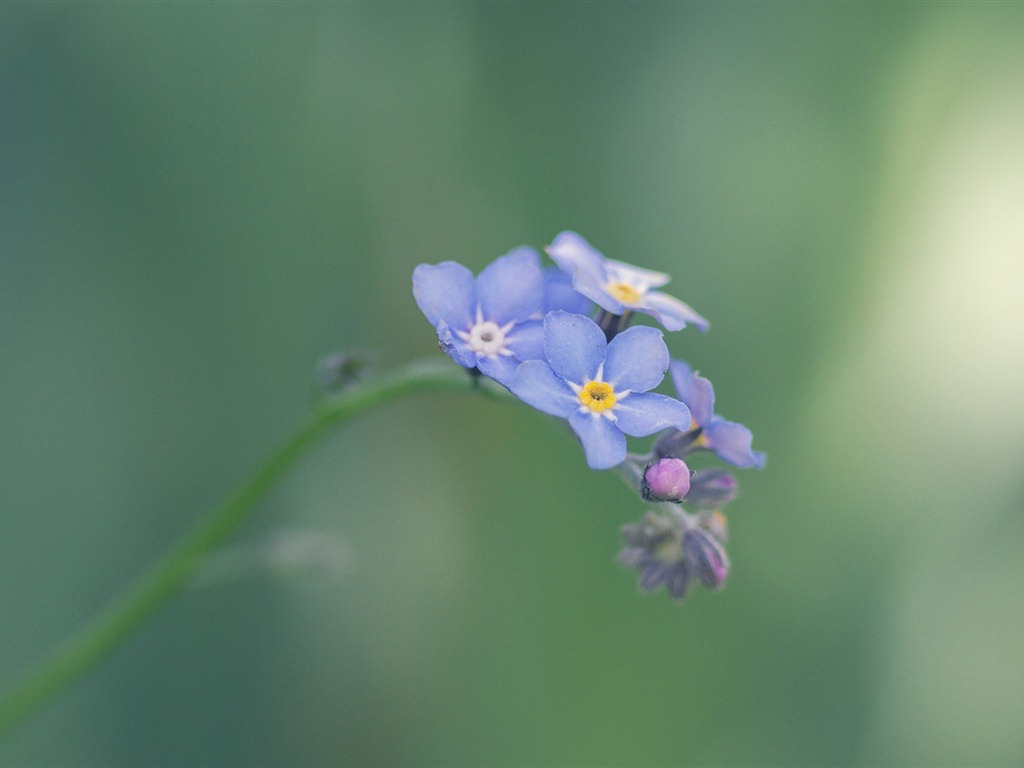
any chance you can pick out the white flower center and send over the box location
[468,321,506,355]
[457,309,516,358]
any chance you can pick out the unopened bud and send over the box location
[685,469,738,509]
[683,527,729,590]
[641,458,691,502]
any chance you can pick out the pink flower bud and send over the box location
[683,527,729,589]
[642,457,691,502]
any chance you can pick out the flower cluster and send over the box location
[412,232,764,603]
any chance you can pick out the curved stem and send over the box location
[0,358,487,738]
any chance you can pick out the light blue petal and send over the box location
[604,325,669,392]
[412,261,476,330]
[642,290,710,332]
[546,232,625,314]
[436,320,477,369]
[543,311,606,384]
[476,355,519,388]
[505,319,545,361]
[703,418,766,468]
[476,247,543,324]
[568,411,627,469]
[509,360,578,417]
[541,267,593,317]
[546,231,608,285]
[669,360,714,426]
[613,392,691,437]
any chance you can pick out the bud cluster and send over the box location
[617,358,762,602]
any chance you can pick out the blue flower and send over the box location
[412,247,546,387]
[667,360,765,469]
[510,311,691,469]
[546,231,710,332]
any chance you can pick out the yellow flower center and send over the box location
[606,281,642,305]
[578,381,616,412]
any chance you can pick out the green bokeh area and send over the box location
[3,3,1024,766]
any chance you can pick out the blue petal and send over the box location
[543,311,606,384]
[510,360,578,417]
[541,267,593,317]
[436,320,477,369]
[546,232,608,285]
[703,418,766,468]
[476,355,519,388]
[642,290,710,332]
[546,232,625,314]
[669,360,714,426]
[412,262,476,330]
[568,411,627,469]
[476,247,544,324]
[613,392,691,437]
[604,326,669,393]
[505,319,545,361]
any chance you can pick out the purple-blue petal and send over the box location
[476,355,519,388]
[505,319,545,361]
[604,326,669,393]
[546,231,609,287]
[543,311,606,384]
[568,411,627,469]
[509,360,578,418]
[669,360,714,426]
[643,291,710,332]
[436,320,477,369]
[546,232,625,315]
[412,262,476,330]
[613,392,691,437]
[703,418,766,468]
[476,247,544,324]
[541,267,593,317]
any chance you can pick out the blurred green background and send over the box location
[3,3,1024,766]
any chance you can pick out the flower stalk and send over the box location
[0,358,485,739]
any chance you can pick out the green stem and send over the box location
[0,358,485,738]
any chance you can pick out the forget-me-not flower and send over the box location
[412,247,545,387]
[510,311,691,469]
[665,360,765,469]
[546,231,710,332]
